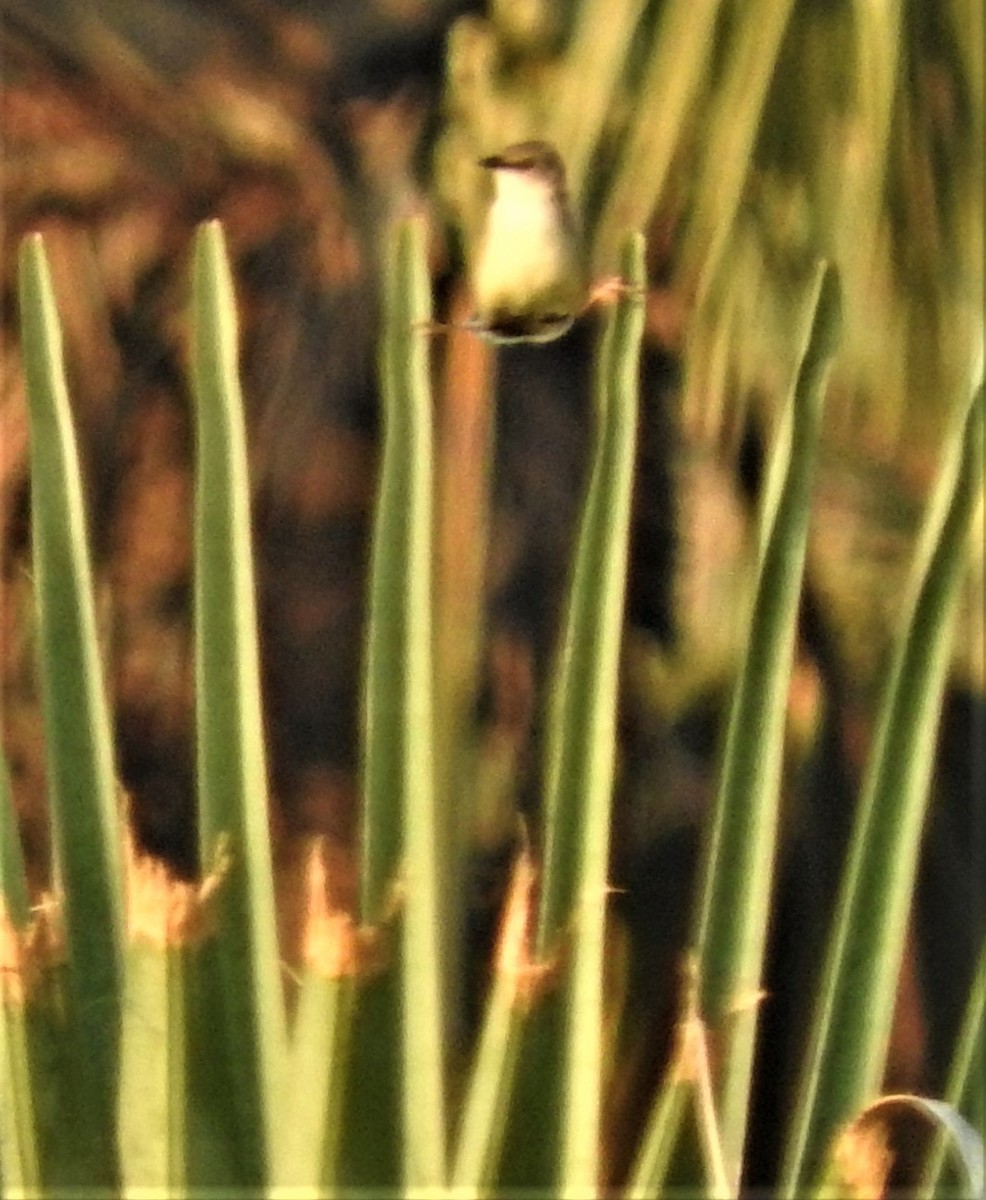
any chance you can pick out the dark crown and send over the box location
[478,140,568,190]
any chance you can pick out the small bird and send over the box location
[469,140,588,344]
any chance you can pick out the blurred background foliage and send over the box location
[0,0,982,1188]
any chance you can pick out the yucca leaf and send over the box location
[190,219,286,1185]
[343,216,446,1192]
[18,231,123,1184]
[780,375,984,1197]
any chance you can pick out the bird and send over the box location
[468,139,589,344]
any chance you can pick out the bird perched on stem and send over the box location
[469,139,589,344]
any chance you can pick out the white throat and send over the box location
[487,170,561,242]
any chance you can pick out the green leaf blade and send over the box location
[781,378,985,1197]
[492,232,645,1194]
[17,231,124,1183]
[350,215,446,1191]
[190,219,286,1186]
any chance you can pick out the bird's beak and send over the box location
[478,154,507,170]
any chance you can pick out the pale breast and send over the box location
[473,171,576,309]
